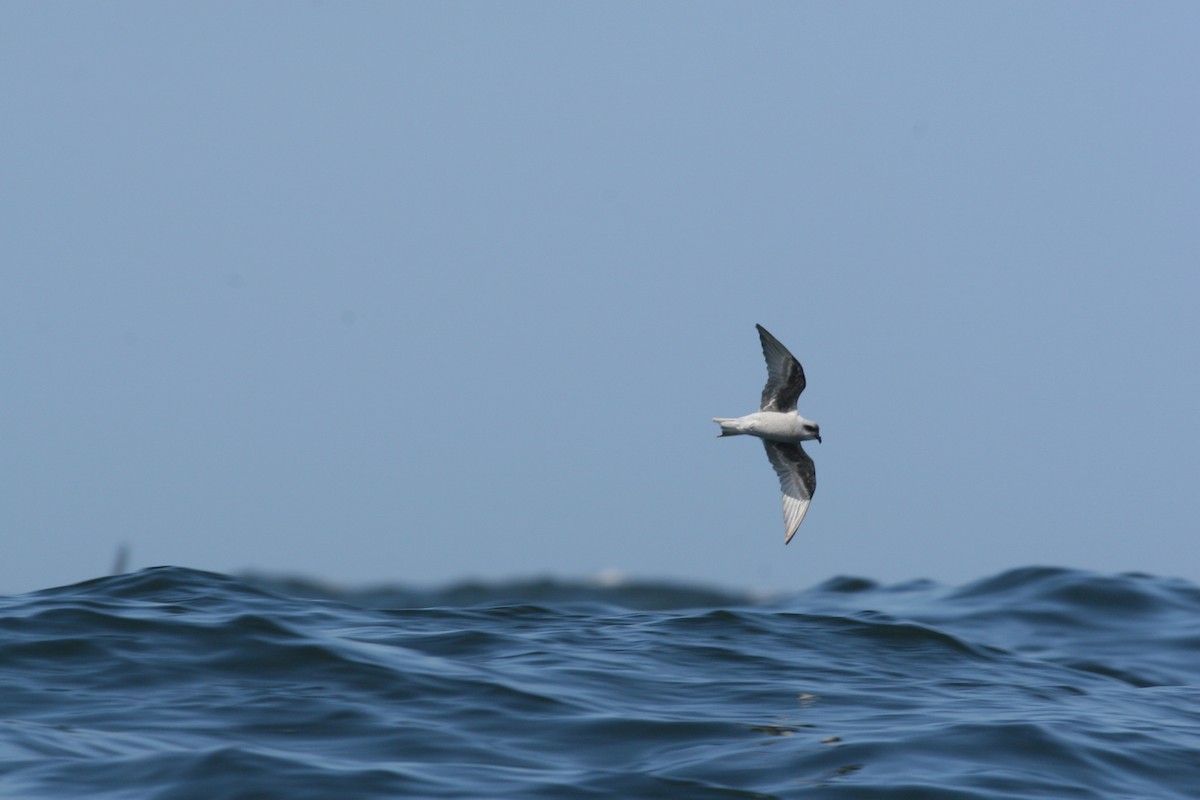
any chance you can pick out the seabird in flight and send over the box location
[713,324,820,544]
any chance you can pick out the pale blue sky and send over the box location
[3,3,1198,595]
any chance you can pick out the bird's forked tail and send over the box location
[712,418,744,437]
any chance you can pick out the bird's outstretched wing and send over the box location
[763,441,816,544]
[757,324,806,412]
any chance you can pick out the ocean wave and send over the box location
[2,566,1200,798]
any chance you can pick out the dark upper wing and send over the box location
[756,324,806,411]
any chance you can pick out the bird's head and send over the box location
[802,421,822,444]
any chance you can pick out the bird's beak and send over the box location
[816,435,822,444]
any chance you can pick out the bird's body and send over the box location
[712,410,816,443]
[713,324,820,545]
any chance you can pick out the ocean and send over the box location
[2,565,1199,799]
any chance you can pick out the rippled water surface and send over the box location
[3,566,1200,798]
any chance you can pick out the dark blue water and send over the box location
[3,566,1200,799]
